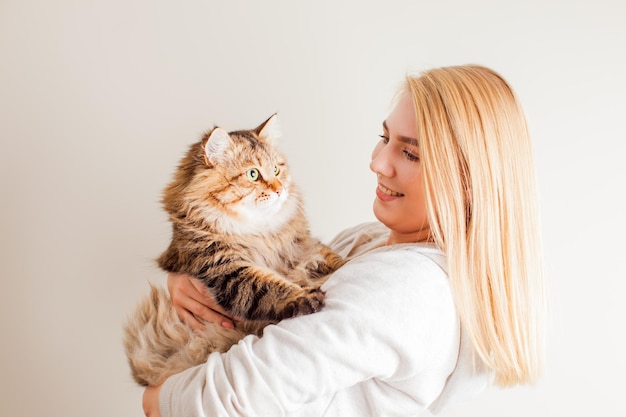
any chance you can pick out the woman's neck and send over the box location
[386,228,434,245]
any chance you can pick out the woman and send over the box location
[143,64,545,416]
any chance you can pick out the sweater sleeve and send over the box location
[159,248,457,417]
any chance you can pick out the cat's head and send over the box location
[163,114,301,235]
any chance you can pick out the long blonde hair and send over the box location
[406,65,545,386]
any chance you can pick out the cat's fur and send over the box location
[123,115,344,386]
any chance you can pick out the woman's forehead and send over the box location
[384,93,418,142]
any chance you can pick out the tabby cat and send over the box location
[123,114,344,387]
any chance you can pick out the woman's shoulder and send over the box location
[352,245,446,279]
[328,222,446,268]
[325,242,449,299]
[327,221,390,259]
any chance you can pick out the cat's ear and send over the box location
[203,127,231,165]
[256,113,282,143]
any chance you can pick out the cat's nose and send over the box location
[269,179,283,196]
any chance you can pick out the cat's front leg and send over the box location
[200,265,325,322]
[303,244,346,282]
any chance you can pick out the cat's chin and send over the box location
[219,196,298,235]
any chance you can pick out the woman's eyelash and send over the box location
[403,149,419,161]
[378,134,389,143]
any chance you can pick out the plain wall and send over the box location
[1,0,624,416]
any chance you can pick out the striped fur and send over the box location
[124,115,344,386]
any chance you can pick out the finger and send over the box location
[169,273,236,328]
[169,273,204,302]
[188,278,231,316]
[176,292,235,329]
[176,307,206,331]
[175,276,226,317]
[187,278,237,321]
[186,299,235,329]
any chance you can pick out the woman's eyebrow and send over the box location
[382,120,419,147]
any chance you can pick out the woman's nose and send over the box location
[370,144,394,177]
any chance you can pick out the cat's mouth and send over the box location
[378,183,404,197]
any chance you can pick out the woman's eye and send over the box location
[246,168,260,181]
[378,134,389,144]
[274,165,280,175]
[403,150,419,162]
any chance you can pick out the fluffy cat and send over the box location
[123,114,344,387]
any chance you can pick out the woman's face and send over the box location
[370,92,431,244]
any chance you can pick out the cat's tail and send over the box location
[123,284,246,387]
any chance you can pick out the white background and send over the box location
[1,1,624,416]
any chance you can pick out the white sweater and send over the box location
[159,222,489,417]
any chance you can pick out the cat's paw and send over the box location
[283,288,325,318]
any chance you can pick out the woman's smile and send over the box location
[376,183,404,201]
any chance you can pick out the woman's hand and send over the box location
[143,384,162,417]
[167,272,235,330]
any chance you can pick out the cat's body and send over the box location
[124,115,344,386]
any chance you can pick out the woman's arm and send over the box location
[156,249,458,417]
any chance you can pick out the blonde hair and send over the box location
[406,65,545,386]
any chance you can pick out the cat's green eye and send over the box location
[246,168,260,181]
[274,165,280,175]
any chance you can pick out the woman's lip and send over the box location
[376,183,404,201]
[376,187,397,201]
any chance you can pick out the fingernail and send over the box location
[221,321,234,329]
